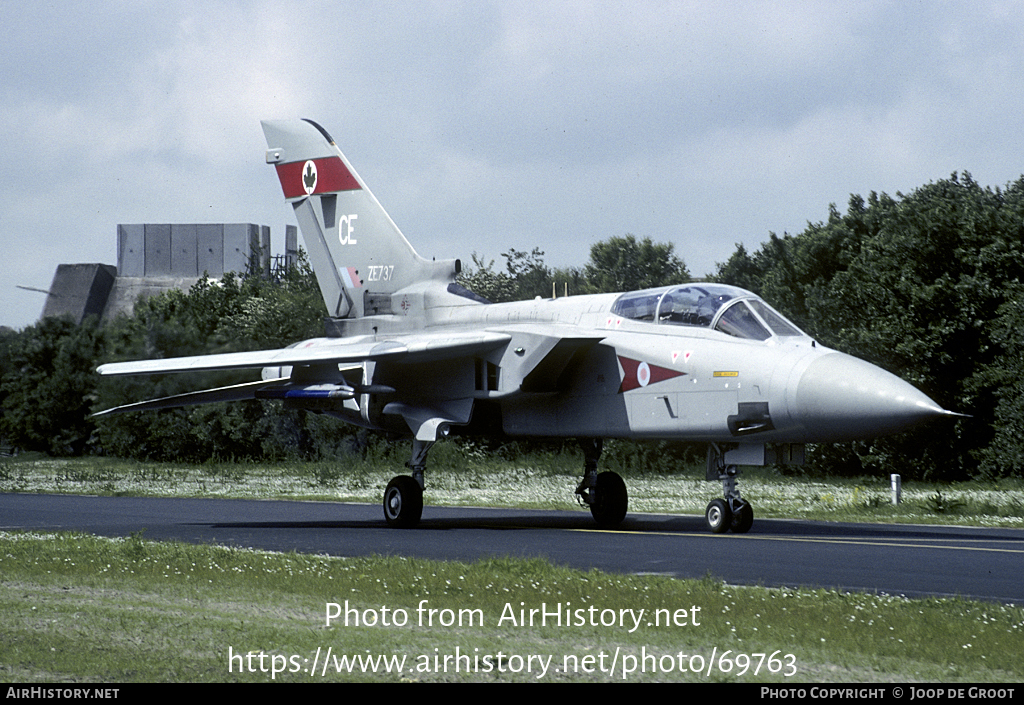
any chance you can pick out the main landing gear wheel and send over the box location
[383,476,423,528]
[729,499,754,534]
[590,471,628,528]
[705,498,731,534]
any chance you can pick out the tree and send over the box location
[584,234,690,294]
[713,243,764,294]
[460,237,689,302]
[0,316,105,455]
[458,248,560,303]
[457,253,520,304]
[93,255,329,461]
[714,173,1024,479]
[976,284,1024,476]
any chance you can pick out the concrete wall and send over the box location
[101,276,203,321]
[45,223,278,323]
[41,264,118,324]
[285,224,298,268]
[118,223,268,277]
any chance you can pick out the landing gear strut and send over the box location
[575,438,628,528]
[706,444,754,534]
[383,439,431,528]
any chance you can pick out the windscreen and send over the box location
[748,300,803,336]
[611,284,807,341]
[713,301,771,340]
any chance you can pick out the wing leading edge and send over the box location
[96,330,513,377]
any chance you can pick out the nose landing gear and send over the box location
[705,444,755,534]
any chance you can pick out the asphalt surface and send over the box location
[3,492,1023,603]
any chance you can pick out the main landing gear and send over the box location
[705,444,754,534]
[380,437,760,533]
[383,439,431,528]
[383,436,631,530]
[575,438,628,528]
[379,436,761,534]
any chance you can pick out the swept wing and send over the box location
[97,330,512,377]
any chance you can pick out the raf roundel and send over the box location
[616,355,685,393]
[302,160,318,195]
[637,362,651,387]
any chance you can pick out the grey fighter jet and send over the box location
[96,119,960,533]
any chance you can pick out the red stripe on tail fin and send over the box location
[275,157,360,199]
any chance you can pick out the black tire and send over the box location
[383,476,423,528]
[705,498,732,534]
[730,500,754,533]
[589,471,628,528]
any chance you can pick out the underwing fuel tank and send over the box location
[790,351,956,443]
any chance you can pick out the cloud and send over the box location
[2,1,1024,328]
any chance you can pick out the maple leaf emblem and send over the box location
[302,160,318,195]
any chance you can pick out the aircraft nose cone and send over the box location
[794,352,952,442]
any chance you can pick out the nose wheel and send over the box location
[704,496,754,534]
[705,445,755,533]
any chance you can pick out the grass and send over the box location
[3,451,1023,682]
[2,451,1024,528]
[2,531,1022,682]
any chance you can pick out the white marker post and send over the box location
[890,474,902,505]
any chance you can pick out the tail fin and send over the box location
[262,119,459,318]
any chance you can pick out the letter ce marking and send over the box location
[339,214,358,245]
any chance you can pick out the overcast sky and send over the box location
[2,1,1022,329]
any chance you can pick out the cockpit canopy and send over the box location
[610,284,806,341]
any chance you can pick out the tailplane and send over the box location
[262,119,459,318]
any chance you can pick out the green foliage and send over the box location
[458,247,590,303]
[456,252,530,303]
[0,316,105,455]
[584,234,691,294]
[976,283,1024,476]
[458,235,690,303]
[599,439,704,476]
[0,255,346,462]
[92,256,332,462]
[924,490,966,514]
[714,173,1024,480]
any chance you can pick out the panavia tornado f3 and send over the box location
[96,118,960,533]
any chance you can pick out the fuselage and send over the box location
[268,282,949,445]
